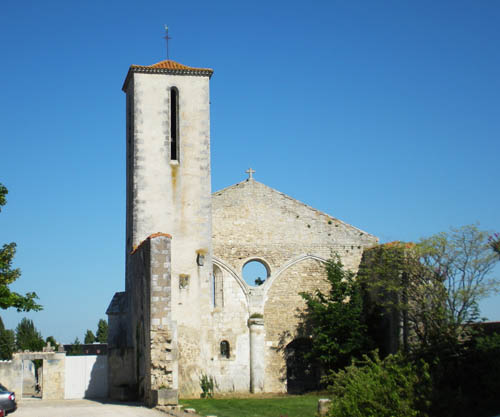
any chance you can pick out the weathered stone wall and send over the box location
[212,179,376,274]
[126,234,178,405]
[208,262,250,392]
[0,359,22,395]
[124,67,214,397]
[7,352,66,400]
[110,59,380,398]
[147,235,178,405]
[211,178,378,392]
[263,258,329,392]
[41,353,66,400]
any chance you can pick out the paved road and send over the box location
[14,399,168,417]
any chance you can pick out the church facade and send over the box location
[106,59,378,405]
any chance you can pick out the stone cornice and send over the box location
[122,65,213,91]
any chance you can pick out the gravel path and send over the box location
[14,399,168,417]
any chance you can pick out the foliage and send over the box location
[325,351,430,417]
[15,317,44,352]
[68,337,83,355]
[180,394,324,417]
[199,374,215,398]
[0,184,42,312]
[359,225,499,354]
[0,317,15,359]
[490,233,500,257]
[84,329,95,344]
[0,328,15,359]
[96,319,108,343]
[299,256,372,372]
[420,331,500,417]
[45,335,59,351]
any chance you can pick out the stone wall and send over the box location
[210,178,378,393]
[123,65,214,398]
[0,359,22,395]
[129,234,178,406]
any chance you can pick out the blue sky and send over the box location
[0,0,498,343]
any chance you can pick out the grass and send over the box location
[180,394,325,417]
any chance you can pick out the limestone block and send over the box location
[150,388,178,406]
[318,398,332,416]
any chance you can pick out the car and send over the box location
[0,384,16,414]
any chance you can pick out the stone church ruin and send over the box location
[106,59,378,405]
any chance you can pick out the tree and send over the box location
[300,256,372,373]
[0,184,42,312]
[96,319,108,343]
[359,225,499,354]
[84,329,95,344]
[489,233,500,257]
[0,317,15,359]
[15,317,44,352]
[45,335,59,351]
[68,337,83,355]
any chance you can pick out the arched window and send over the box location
[220,340,230,358]
[170,87,179,162]
[242,259,270,287]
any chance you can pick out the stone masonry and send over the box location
[107,58,378,401]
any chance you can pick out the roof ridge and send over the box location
[130,59,213,73]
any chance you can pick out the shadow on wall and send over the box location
[65,355,108,399]
[85,356,108,398]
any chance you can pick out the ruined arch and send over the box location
[285,338,320,394]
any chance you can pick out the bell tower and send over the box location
[119,59,214,399]
[122,59,213,258]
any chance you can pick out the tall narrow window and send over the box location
[170,87,179,161]
[220,341,230,359]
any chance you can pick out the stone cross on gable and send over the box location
[246,168,255,180]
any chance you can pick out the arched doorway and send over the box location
[285,338,320,394]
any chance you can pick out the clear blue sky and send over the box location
[0,0,498,343]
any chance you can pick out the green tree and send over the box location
[300,256,372,373]
[45,335,58,351]
[84,329,95,344]
[360,225,499,354]
[15,317,44,352]
[0,317,15,359]
[96,319,108,343]
[0,329,15,359]
[0,184,42,312]
[68,337,83,355]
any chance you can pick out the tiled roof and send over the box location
[130,232,172,255]
[123,59,213,91]
[132,59,213,73]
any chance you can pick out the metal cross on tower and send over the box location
[245,168,255,180]
[163,25,172,60]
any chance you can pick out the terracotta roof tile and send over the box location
[131,59,213,73]
[130,232,172,255]
[123,60,213,91]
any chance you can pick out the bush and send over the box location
[326,351,430,417]
[427,332,500,417]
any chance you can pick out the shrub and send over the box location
[326,351,430,417]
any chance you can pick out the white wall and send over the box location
[64,356,107,399]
